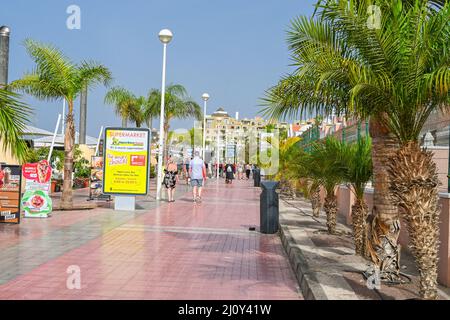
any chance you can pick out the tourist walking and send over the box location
[189,151,207,202]
[163,156,179,202]
[219,163,223,178]
[207,162,213,178]
[245,163,251,180]
[225,163,235,184]
[184,157,191,185]
[237,163,244,180]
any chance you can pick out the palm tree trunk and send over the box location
[324,189,337,234]
[352,197,368,256]
[365,116,401,281]
[310,184,321,218]
[122,116,127,128]
[388,141,440,300]
[61,100,75,209]
[280,178,292,197]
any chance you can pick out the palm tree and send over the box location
[143,91,159,129]
[147,84,202,163]
[273,136,301,197]
[165,130,175,155]
[292,136,344,233]
[273,134,322,216]
[105,88,159,129]
[104,87,135,127]
[310,137,345,234]
[11,39,112,209]
[187,128,204,153]
[262,1,400,279]
[0,88,30,162]
[338,137,373,256]
[128,96,148,128]
[262,0,449,298]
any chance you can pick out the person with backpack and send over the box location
[225,163,234,184]
[245,163,251,180]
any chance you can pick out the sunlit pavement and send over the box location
[0,179,302,300]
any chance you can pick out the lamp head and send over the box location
[158,29,173,44]
[202,93,210,102]
[0,26,10,36]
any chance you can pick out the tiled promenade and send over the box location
[0,179,301,300]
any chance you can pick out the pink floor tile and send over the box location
[0,180,301,300]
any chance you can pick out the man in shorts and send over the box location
[189,151,207,202]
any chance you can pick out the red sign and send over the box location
[22,160,51,183]
[130,155,146,167]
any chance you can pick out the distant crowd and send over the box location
[162,153,257,202]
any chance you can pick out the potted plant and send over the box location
[51,179,57,193]
[74,166,90,189]
[71,149,89,189]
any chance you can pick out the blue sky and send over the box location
[1,0,317,137]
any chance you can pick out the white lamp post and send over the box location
[201,93,210,161]
[156,29,173,201]
[216,123,220,180]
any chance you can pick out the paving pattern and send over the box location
[0,179,302,300]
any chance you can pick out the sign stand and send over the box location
[0,164,22,224]
[88,155,111,202]
[22,160,53,218]
[102,128,150,211]
[114,196,136,211]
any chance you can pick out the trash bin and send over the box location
[260,181,279,234]
[253,168,261,187]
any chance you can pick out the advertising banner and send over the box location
[89,156,109,200]
[22,160,53,218]
[0,165,22,224]
[103,128,150,196]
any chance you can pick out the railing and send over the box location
[296,113,450,192]
[296,120,370,150]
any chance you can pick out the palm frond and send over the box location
[77,61,113,90]
[104,86,135,119]
[262,0,450,145]
[15,39,77,99]
[0,89,31,162]
[10,74,64,101]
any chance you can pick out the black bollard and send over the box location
[260,181,279,234]
[254,168,261,187]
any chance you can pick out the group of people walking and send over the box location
[216,163,255,182]
[163,154,255,202]
[163,151,207,203]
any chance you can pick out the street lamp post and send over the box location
[202,93,210,161]
[0,26,11,86]
[156,29,173,201]
[216,123,220,180]
[79,85,87,145]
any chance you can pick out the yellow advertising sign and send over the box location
[103,128,150,195]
